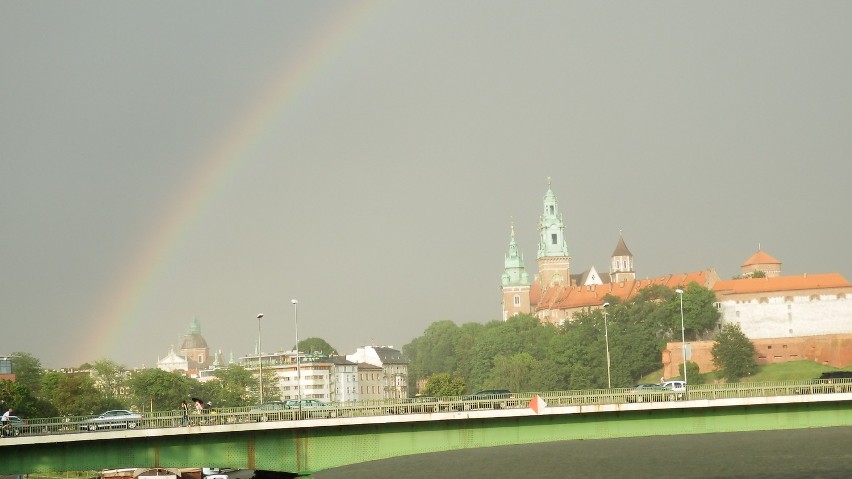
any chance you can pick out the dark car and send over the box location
[627,384,672,403]
[816,371,852,393]
[456,390,514,411]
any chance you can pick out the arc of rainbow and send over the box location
[80,0,384,366]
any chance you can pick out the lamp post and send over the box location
[256,313,264,404]
[675,289,688,387]
[602,302,612,389]
[291,299,301,410]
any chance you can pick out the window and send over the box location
[551,233,557,245]
[514,295,520,306]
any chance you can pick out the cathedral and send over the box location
[501,178,717,324]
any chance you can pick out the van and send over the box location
[662,381,687,395]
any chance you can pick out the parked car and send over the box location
[282,399,337,418]
[662,380,687,399]
[627,384,672,403]
[1,415,25,437]
[249,401,287,422]
[388,395,442,414]
[816,371,852,393]
[250,399,336,421]
[79,410,142,431]
[456,390,514,411]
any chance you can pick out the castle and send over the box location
[501,179,852,369]
[501,178,718,324]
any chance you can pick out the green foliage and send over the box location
[712,324,758,381]
[421,373,466,397]
[50,374,117,416]
[298,337,337,355]
[403,284,722,392]
[128,369,195,411]
[211,365,264,407]
[11,352,44,397]
[0,379,40,417]
[683,361,702,384]
[90,359,127,400]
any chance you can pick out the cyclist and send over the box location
[1,408,13,436]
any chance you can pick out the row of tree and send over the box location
[0,354,280,419]
[406,283,755,396]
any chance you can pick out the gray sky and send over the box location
[2,2,851,369]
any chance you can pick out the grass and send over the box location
[641,360,846,385]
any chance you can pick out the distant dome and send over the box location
[181,334,208,350]
[181,317,208,349]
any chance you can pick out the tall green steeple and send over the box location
[502,222,530,286]
[537,177,569,258]
[536,178,571,288]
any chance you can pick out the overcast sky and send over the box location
[2,2,851,369]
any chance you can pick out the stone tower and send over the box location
[610,232,635,283]
[501,222,531,320]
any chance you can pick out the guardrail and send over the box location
[4,379,850,438]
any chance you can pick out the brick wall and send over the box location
[663,333,852,379]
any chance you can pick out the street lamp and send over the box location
[675,289,688,387]
[256,313,264,404]
[602,302,612,389]
[291,299,301,409]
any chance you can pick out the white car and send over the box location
[662,380,687,399]
[79,410,142,431]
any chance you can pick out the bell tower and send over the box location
[610,231,635,283]
[536,178,571,289]
[501,222,531,320]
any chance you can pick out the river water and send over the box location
[314,426,852,478]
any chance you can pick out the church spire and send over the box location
[502,220,530,286]
[536,178,571,288]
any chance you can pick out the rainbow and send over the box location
[80,0,384,366]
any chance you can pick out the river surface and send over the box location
[313,426,852,479]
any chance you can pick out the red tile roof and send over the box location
[534,270,717,311]
[741,250,781,268]
[713,273,851,295]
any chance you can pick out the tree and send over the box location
[10,352,44,397]
[129,369,195,411]
[0,379,39,417]
[211,365,262,407]
[298,337,337,355]
[91,359,127,401]
[421,373,466,397]
[50,374,113,416]
[488,353,536,392]
[711,324,758,381]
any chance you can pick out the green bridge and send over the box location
[2,384,851,478]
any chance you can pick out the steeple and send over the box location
[537,177,570,259]
[502,222,530,287]
[610,231,635,283]
[536,178,571,288]
[501,221,531,321]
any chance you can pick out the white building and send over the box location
[346,346,409,399]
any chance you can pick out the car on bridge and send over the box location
[79,410,142,431]
[455,390,515,411]
[626,384,678,403]
[250,399,337,421]
[662,380,687,399]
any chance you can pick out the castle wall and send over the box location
[663,333,852,379]
[718,293,851,339]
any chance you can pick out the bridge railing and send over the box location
[6,379,850,437]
